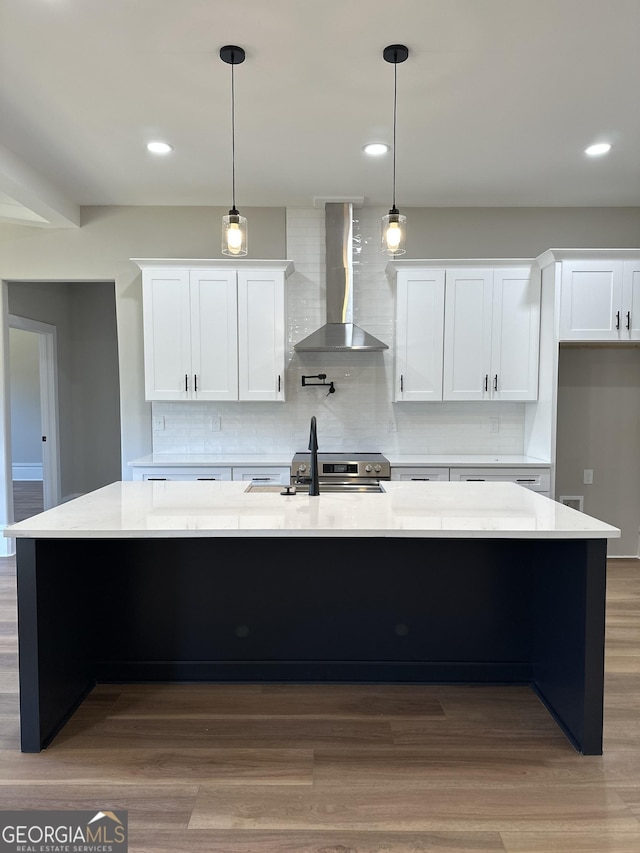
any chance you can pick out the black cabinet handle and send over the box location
[197,477,217,480]
[616,311,620,330]
[278,375,281,392]
[147,477,167,481]
[400,374,404,392]
[411,478,431,481]
[467,478,486,481]
[484,374,488,392]
[194,374,198,392]
[516,478,536,483]
[494,374,498,391]
[627,311,631,330]
[185,373,188,392]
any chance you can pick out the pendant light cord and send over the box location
[392,56,398,210]
[230,59,236,211]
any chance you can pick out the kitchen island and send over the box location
[6,480,619,754]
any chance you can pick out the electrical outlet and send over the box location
[489,417,500,434]
[583,469,594,485]
[389,420,397,433]
[211,416,221,432]
[152,415,165,431]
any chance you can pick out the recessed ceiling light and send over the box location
[585,142,612,157]
[146,141,173,154]
[363,143,390,156]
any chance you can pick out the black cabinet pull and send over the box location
[194,374,198,392]
[467,478,485,481]
[484,374,488,392]
[627,311,631,330]
[278,375,281,392]
[494,374,498,391]
[185,373,188,392]
[516,478,536,483]
[400,374,404,392]
[197,477,217,480]
[147,477,167,481]
[616,310,620,330]
[411,478,431,481]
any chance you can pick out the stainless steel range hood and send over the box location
[294,202,388,352]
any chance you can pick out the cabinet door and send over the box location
[443,269,493,401]
[237,270,286,402]
[559,260,624,341]
[390,467,449,481]
[189,270,238,400]
[622,261,640,341]
[394,270,445,401]
[142,269,192,401]
[491,268,540,401]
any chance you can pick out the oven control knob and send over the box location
[365,464,373,473]
[374,464,382,473]
[297,464,307,473]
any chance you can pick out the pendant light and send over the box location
[381,44,409,255]
[220,45,248,256]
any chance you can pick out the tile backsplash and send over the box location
[152,206,526,456]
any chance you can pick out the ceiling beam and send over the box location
[0,143,80,228]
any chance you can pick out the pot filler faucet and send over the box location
[308,416,320,496]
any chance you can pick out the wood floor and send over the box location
[12,480,44,522]
[0,556,639,853]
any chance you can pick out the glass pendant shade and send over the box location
[222,208,248,256]
[381,208,406,255]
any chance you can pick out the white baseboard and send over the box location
[0,533,15,557]
[12,463,43,481]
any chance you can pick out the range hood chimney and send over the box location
[294,202,389,352]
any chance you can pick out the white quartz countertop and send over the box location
[5,481,618,540]
[128,454,550,468]
[128,454,292,467]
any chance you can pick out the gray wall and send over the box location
[556,346,640,557]
[9,328,41,466]
[0,205,287,476]
[7,281,121,499]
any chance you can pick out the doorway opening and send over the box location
[1,279,121,554]
[9,315,60,518]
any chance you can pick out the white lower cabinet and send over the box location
[132,466,290,484]
[231,467,290,485]
[132,467,232,482]
[391,467,449,482]
[449,467,550,494]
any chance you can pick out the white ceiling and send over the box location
[1,0,639,227]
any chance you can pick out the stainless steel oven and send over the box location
[290,452,391,493]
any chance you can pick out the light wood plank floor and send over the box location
[0,556,639,853]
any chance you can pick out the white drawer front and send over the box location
[449,467,550,492]
[134,467,232,481]
[391,467,450,482]
[231,467,290,485]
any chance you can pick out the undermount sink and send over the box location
[244,483,386,494]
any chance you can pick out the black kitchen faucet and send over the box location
[308,416,319,496]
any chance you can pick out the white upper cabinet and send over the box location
[135,259,293,402]
[393,269,445,401]
[443,266,540,401]
[237,269,286,402]
[559,259,640,341]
